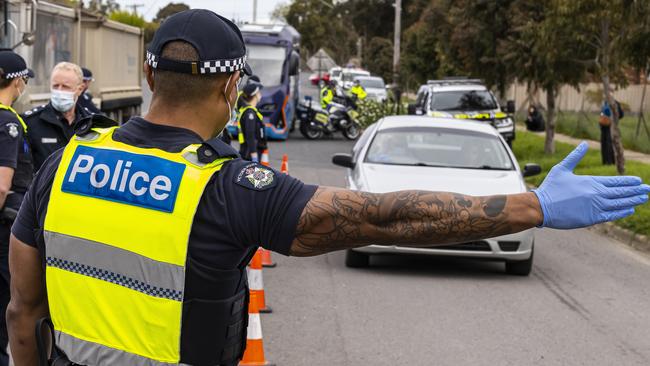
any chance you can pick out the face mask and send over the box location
[14,83,26,104]
[223,74,237,123]
[51,89,76,112]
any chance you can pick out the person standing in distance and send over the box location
[0,50,33,366]
[22,62,95,171]
[77,67,101,115]
[237,81,266,161]
[7,9,650,366]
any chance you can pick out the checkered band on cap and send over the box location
[146,51,247,74]
[5,68,29,79]
[198,55,247,74]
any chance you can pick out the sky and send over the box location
[115,0,287,22]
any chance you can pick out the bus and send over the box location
[240,23,301,140]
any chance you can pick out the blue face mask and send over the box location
[51,89,76,112]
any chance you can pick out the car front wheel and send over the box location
[505,243,534,276]
[345,249,370,268]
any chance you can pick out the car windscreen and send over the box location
[246,44,286,87]
[331,69,341,77]
[429,90,498,111]
[343,72,369,82]
[365,127,513,170]
[359,78,385,89]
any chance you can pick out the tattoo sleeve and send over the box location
[290,187,542,257]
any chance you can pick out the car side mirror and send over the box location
[332,153,355,168]
[506,100,516,114]
[522,163,542,177]
[289,51,300,76]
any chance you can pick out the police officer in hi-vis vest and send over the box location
[0,50,33,366]
[237,81,266,161]
[7,9,650,366]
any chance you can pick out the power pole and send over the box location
[127,3,145,15]
[253,0,258,23]
[392,0,402,112]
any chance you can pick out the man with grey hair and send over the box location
[22,62,100,171]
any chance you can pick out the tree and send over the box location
[153,2,190,23]
[400,5,446,88]
[271,2,291,22]
[562,0,650,174]
[435,0,516,97]
[503,0,590,154]
[365,37,393,81]
[86,0,120,15]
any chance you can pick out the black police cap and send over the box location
[0,51,33,80]
[242,82,262,98]
[82,67,94,81]
[146,9,252,76]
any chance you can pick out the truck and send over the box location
[239,23,300,140]
[1,0,143,121]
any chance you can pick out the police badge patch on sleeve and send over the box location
[235,163,277,191]
[5,123,19,138]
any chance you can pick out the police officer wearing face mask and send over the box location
[22,62,100,171]
[0,50,33,366]
[7,9,650,366]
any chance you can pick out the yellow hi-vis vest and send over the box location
[350,85,367,100]
[0,103,27,133]
[44,127,235,365]
[237,105,263,144]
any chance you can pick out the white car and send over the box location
[354,76,387,102]
[332,116,542,275]
[340,68,370,89]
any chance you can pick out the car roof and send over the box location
[376,116,501,137]
[355,76,383,81]
[429,84,487,92]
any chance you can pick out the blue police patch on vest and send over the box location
[61,146,185,212]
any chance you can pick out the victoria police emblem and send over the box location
[236,163,276,191]
[6,123,19,138]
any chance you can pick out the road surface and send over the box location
[258,87,650,366]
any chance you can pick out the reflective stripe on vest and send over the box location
[237,105,263,144]
[44,127,231,365]
[0,103,27,133]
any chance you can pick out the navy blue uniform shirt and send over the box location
[12,117,317,299]
[22,103,92,172]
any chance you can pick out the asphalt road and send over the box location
[258,87,650,366]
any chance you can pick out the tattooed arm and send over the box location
[290,187,543,257]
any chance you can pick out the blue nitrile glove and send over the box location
[533,142,650,229]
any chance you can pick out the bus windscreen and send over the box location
[246,44,286,87]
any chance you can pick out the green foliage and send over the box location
[356,99,408,128]
[365,37,393,82]
[513,129,650,236]
[109,10,145,28]
[154,2,190,23]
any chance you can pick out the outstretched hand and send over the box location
[533,142,650,229]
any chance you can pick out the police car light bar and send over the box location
[427,79,483,86]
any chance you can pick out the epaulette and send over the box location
[74,114,120,136]
[22,104,46,118]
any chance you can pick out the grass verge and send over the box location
[513,130,650,236]
[515,111,650,155]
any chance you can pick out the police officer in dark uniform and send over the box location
[7,9,650,366]
[0,50,33,366]
[237,81,266,161]
[22,62,98,171]
[77,67,102,115]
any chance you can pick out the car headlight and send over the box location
[494,117,513,128]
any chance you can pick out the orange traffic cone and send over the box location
[239,292,275,366]
[280,154,289,175]
[260,149,270,167]
[248,250,272,313]
[260,248,276,268]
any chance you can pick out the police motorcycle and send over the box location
[297,95,361,141]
